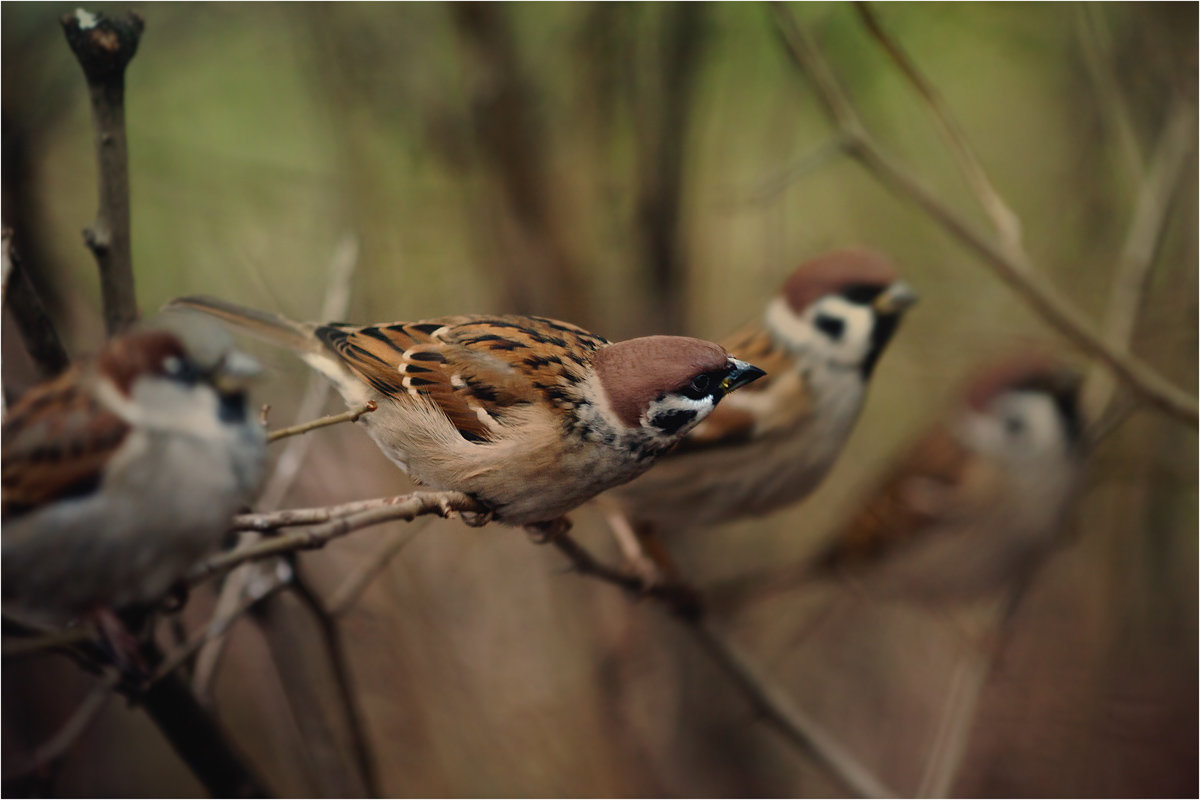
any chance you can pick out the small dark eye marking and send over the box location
[841,285,884,304]
[815,314,845,340]
[1005,415,1025,436]
[651,408,698,436]
[163,355,201,385]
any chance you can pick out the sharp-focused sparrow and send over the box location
[607,247,917,534]
[2,319,266,626]
[165,296,765,527]
[802,354,1085,605]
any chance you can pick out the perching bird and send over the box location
[716,353,1087,612]
[603,248,916,581]
[2,318,266,627]
[803,353,1085,605]
[165,296,765,528]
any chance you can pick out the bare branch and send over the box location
[288,573,380,797]
[853,2,1023,251]
[191,492,485,583]
[542,526,892,796]
[266,400,377,444]
[2,231,71,379]
[194,234,359,695]
[1075,5,1145,182]
[3,669,121,780]
[61,9,143,335]
[327,523,426,616]
[1082,102,1195,420]
[232,494,443,533]
[687,620,894,798]
[769,3,1198,427]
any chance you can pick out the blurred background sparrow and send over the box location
[604,247,917,583]
[1,316,265,629]
[720,353,1087,609]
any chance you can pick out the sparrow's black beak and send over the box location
[720,358,766,394]
[873,281,919,315]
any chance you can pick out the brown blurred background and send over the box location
[2,2,1196,796]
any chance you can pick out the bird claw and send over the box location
[457,508,493,527]
[524,517,572,544]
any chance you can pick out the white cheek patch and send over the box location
[641,394,716,438]
[765,295,876,368]
[959,392,1070,463]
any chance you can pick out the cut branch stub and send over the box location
[61,8,143,336]
[60,10,144,82]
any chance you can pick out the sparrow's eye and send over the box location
[1004,415,1025,437]
[162,355,200,385]
[815,314,845,340]
[841,285,883,304]
[682,372,712,400]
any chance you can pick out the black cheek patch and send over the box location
[651,408,698,436]
[218,392,249,424]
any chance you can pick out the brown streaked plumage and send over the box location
[805,353,1086,604]
[607,247,917,535]
[2,324,266,624]
[165,296,763,527]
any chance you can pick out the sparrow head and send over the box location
[101,316,263,424]
[768,247,918,377]
[591,335,765,445]
[959,353,1084,465]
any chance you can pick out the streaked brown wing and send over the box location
[1,369,130,518]
[315,315,609,442]
[812,424,970,573]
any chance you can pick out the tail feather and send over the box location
[165,295,319,355]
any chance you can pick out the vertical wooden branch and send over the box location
[60,9,142,335]
[2,230,70,379]
[634,3,708,335]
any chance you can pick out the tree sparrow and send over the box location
[603,248,916,571]
[804,354,1086,604]
[165,296,765,527]
[2,319,266,626]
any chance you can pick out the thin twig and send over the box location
[2,627,91,661]
[150,579,288,685]
[544,528,892,796]
[194,234,359,695]
[290,573,381,797]
[61,9,143,335]
[233,495,446,533]
[769,3,1198,427]
[1082,102,1195,421]
[853,2,1023,252]
[2,231,71,379]
[687,619,894,798]
[1075,4,1145,182]
[190,492,485,583]
[266,400,377,444]
[3,669,121,780]
[327,523,427,616]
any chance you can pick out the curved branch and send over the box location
[191,491,484,583]
[770,3,1198,427]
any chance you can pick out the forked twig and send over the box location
[769,3,1198,427]
[3,669,120,780]
[191,492,484,583]
[544,527,894,797]
[853,2,1023,251]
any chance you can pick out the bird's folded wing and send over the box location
[2,370,131,517]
